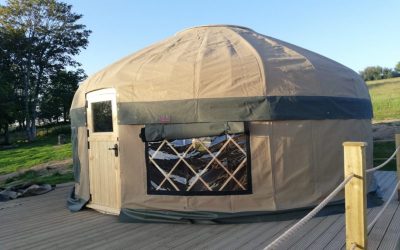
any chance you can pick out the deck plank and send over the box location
[378,202,400,250]
[289,213,343,250]
[368,202,398,249]
[307,214,345,250]
[207,223,272,249]
[179,224,252,249]
[272,216,326,249]
[324,171,397,250]
[0,171,399,249]
[236,219,296,249]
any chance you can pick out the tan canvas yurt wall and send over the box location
[68,25,373,223]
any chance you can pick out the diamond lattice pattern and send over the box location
[147,134,249,194]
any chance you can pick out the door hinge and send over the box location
[85,100,89,127]
[87,129,90,138]
[87,141,90,149]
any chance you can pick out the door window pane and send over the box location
[92,101,113,132]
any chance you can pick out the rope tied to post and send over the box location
[366,146,400,173]
[363,146,400,233]
[263,173,355,250]
[264,138,400,250]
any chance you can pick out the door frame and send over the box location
[86,88,121,215]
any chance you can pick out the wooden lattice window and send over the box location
[146,133,252,195]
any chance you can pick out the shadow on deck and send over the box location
[0,171,399,249]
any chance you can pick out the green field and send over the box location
[0,135,72,175]
[367,77,400,121]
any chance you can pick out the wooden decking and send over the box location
[1,171,400,249]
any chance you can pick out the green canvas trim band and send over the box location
[118,204,346,224]
[140,122,244,142]
[70,96,372,126]
[117,96,372,124]
[70,107,86,127]
[118,193,382,224]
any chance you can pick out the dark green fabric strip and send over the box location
[117,96,372,124]
[119,193,382,224]
[67,186,89,212]
[118,205,344,224]
[71,128,80,182]
[70,107,86,127]
[142,122,244,142]
[68,128,88,212]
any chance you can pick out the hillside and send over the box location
[367,77,400,121]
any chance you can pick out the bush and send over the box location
[360,66,394,81]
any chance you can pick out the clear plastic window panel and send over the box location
[91,101,113,132]
[146,133,251,195]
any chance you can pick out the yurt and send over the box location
[68,25,373,223]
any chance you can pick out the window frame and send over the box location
[86,88,118,138]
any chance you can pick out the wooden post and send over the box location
[396,134,400,201]
[343,142,367,250]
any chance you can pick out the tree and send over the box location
[0,0,91,141]
[359,66,383,81]
[0,31,18,144]
[0,83,15,145]
[395,62,400,73]
[382,67,393,79]
[359,66,394,81]
[0,26,28,134]
[39,69,86,123]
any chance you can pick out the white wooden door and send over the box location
[86,89,121,215]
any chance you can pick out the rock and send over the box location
[0,194,10,202]
[21,184,53,197]
[0,189,20,200]
[58,134,66,145]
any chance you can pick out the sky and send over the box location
[5,0,400,76]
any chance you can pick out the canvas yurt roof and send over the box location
[71,25,371,125]
[69,25,374,222]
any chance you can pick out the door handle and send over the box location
[108,144,119,157]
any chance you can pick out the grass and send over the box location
[1,168,74,189]
[0,134,72,175]
[367,77,400,121]
[0,124,73,188]
[373,141,397,171]
[367,77,400,170]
